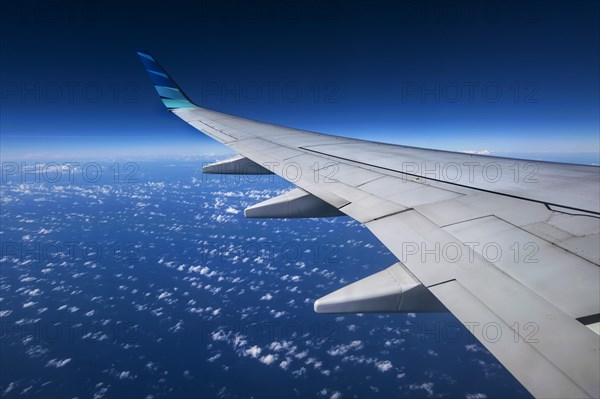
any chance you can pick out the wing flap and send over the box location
[444,215,600,319]
[366,210,482,285]
[431,273,600,399]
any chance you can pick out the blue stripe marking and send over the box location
[148,73,175,88]
[137,51,197,109]
[139,57,163,74]
[162,99,196,108]
[149,69,168,79]
[156,86,186,101]
[137,52,154,61]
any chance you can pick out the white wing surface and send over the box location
[138,51,600,398]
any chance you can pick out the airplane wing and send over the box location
[137,51,600,399]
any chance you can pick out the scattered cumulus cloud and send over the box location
[46,358,72,368]
[259,354,278,365]
[375,360,393,372]
[245,345,262,358]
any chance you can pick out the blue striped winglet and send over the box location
[137,51,197,109]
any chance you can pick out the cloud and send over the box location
[292,367,307,377]
[375,360,393,372]
[3,382,15,396]
[212,214,234,223]
[245,345,262,358]
[207,353,221,362]
[427,349,438,357]
[259,354,278,365]
[168,320,184,333]
[46,358,72,368]
[260,293,273,301]
[465,344,484,353]
[117,371,134,380]
[157,291,172,300]
[189,266,216,277]
[327,340,363,356]
[409,382,434,397]
[279,359,291,370]
[270,310,286,318]
[269,340,294,353]
[462,149,492,155]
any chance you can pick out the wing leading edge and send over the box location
[137,52,600,398]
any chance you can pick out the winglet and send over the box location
[137,51,197,109]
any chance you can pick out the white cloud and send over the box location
[466,394,487,399]
[207,353,221,363]
[211,329,228,342]
[245,345,262,358]
[3,382,15,396]
[189,266,216,277]
[270,310,286,318]
[213,214,233,223]
[157,292,171,300]
[279,359,291,370]
[260,293,273,301]
[465,344,484,353]
[409,382,434,397]
[259,354,278,365]
[327,340,363,356]
[269,340,294,352]
[375,360,393,372]
[168,320,184,333]
[292,367,306,377]
[117,371,133,380]
[46,358,71,368]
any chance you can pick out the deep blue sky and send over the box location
[1,0,599,160]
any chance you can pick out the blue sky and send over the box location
[1,0,598,161]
